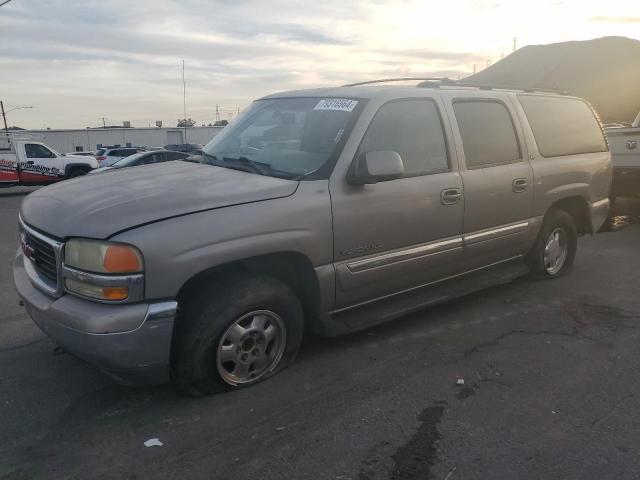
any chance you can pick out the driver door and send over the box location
[330,97,465,308]
[19,143,64,183]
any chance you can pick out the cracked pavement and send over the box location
[1,188,640,480]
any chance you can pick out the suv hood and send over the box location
[21,161,299,239]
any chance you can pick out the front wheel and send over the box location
[171,275,304,396]
[526,209,577,279]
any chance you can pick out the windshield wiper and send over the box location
[222,156,270,176]
[201,152,301,180]
[200,152,265,175]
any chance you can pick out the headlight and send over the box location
[65,239,143,274]
[63,239,144,302]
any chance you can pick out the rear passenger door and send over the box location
[444,94,534,268]
[331,97,464,308]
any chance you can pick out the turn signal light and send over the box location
[102,287,129,301]
[103,245,142,273]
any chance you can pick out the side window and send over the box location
[453,100,521,168]
[518,95,607,157]
[359,99,449,176]
[165,151,185,160]
[146,153,163,164]
[25,144,54,158]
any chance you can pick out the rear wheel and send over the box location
[527,209,577,279]
[171,274,304,396]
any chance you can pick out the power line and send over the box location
[0,0,15,7]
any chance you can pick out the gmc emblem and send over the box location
[20,232,36,261]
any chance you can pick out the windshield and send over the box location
[112,151,147,167]
[202,97,361,179]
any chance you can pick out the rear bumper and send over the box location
[13,250,175,385]
[612,167,640,198]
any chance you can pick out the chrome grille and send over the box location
[24,229,58,282]
[19,217,63,297]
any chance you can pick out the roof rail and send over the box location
[418,80,569,95]
[341,77,569,95]
[342,77,455,87]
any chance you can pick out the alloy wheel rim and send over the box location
[543,227,568,275]
[216,310,286,386]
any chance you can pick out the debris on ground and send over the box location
[143,438,163,448]
[456,377,465,386]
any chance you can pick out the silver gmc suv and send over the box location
[14,79,612,395]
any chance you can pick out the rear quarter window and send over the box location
[452,100,521,168]
[518,95,607,157]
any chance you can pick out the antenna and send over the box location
[513,37,517,52]
[215,105,221,123]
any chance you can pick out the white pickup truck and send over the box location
[0,133,98,187]
[606,111,640,200]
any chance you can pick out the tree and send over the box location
[177,118,196,127]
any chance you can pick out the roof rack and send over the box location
[0,131,44,141]
[434,81,569,95]
[341,77,569,95]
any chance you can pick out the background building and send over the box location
[17,126,223,153]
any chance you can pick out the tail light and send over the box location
[96,156,106,161]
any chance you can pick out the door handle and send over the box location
[441,188,463,205]
[512,178,528,193]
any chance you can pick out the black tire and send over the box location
[68,169,87,178]
[526,209,577,279]
[171,274,304,396]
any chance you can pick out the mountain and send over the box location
[466,36,640,123]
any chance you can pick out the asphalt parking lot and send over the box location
[1,187,640,480]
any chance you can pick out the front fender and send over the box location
[111,180,334,300]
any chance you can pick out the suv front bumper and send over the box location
[13,250,176,385]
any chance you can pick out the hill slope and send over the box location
[467,36,640,123]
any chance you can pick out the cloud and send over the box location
[0,0,498,128]
[589,16,640,23]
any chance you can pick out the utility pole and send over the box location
[1,101,8,134]
[513,37,517,52]
[473,64,477,75]
[215,105,221,123]
[182,59,188,144]
[100,117,107,128]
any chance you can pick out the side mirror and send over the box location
[348,150,404,185]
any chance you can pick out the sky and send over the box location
[1,0,638,129]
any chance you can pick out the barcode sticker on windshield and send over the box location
[314,99,358,112]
